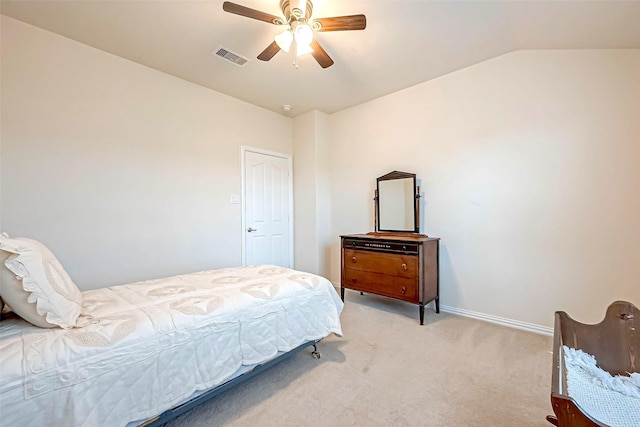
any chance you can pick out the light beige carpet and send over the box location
[165,290,554,426]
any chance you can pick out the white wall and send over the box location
[0,16,292,290]
[328,50,640,328]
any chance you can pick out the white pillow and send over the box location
[0,233,82,328]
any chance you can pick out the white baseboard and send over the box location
[440,304,553,336]
[334,284,553,336]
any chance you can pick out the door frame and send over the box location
[240,146,294,267]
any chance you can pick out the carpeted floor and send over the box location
[164,290,554,426]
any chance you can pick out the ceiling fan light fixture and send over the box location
[275,23,314,57]
[295,23,313,47]
[295,40,313,57]
[274,29,293,52]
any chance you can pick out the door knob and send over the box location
[247,227,258,232]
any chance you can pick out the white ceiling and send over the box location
[2,0,640,117]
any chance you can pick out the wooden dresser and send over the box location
[341,233,440,325]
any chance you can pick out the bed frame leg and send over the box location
[545,415,558,426]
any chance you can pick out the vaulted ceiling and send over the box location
[2,0,640,116]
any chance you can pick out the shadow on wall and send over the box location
[324,243,341,286]
[437,244,461,309]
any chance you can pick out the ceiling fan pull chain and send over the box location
[293,41,300,69]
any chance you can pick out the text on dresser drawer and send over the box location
[342,238,419,255]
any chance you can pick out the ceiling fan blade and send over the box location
[257,41,281,61]
[313,15,366,32]
[310,39,334,69]
[223,2,283,25]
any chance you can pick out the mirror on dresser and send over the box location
[375,171,420,234]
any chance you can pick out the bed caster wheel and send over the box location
[311,351,321,359]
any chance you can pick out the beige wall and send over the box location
[292,109,330,275]
[3,15,639,330]
[0,16,292,290]
[327,50,640,328]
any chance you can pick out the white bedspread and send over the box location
[0,265,343,426]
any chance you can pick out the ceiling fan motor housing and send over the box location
[280,0,314,22]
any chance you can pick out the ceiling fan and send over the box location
[222,0,366,68]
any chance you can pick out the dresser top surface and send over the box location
[341,232,440,243]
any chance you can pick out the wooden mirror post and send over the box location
[373,189,379,232]
[416,184,421,231]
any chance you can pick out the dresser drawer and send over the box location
[342,268,418,303]
[344,249,418,278]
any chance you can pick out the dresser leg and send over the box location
[419,304,425,325]
[435,298,440,313]
[340,286,345,301]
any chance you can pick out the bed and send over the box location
[546,301,639,427]
[0,235,343,427]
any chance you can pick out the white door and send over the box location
[243,149,293,268]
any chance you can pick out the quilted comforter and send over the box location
[0,265,343,426]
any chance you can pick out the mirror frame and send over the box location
[375,171,420,233]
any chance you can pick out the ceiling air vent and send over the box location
[214,46,250,67]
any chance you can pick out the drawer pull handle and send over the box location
[351,278,357,284]
[401,287,407,294]
[402,263,408,271]
[352,257,357,263]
